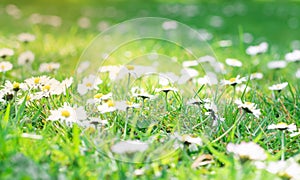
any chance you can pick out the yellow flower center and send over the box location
[229,78,236,82]
[13,82,20,89]
[107,100,115,107]
[42,85,51,91]
[61,110,70,118]
[86,82,92,87]
[26,95,31,101]
[277,122,287,126]
[94,93,103,99]
[34,78,40,84]
[0,65,5,70]
[165,85,171,88]
[47,65,53,71]
[126,65,135,71]
[245,102,252,105]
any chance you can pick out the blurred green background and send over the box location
[1,0,300,75]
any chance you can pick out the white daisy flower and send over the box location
[18,51,35,65]
[97,100,117,114]
[77,17,91,29]
[235,99,261,118]
[0,48,14,59]
[80,117,108,129]
[3,80,27,93]
[268,82,288,91]
[77,74,102,95]
[17,33,36,43]
[209,16,223,28]
[0,81,25,103]
[39,62,60,73]
[290,129,300,137]
[225,58,243,67]
[267,60,287,70]
[97,21,110,32]
[182,60,199,67]
[87,92,113,104]
[178,68,199,77]
[246,42,268,56]
[24,76,51,90]
[131,87,154,100]
[155,86,178,94]
[44,15,62,27]
[268,122,297,132]
[5,4,21,19]
[197,55,216,63]
[221,75,247,86]
[111,140,149,154]
[115,101,140,111]
[266,159,300,180]
[0,61,13,72]
[218,40,232,47]
[0,89,14,103]
[227,141,267,161]
[285,49,300,63]
[133,168,145,176]
[250,72,264,80]
[95,92,112,100]
[37,78,62,97]
[178,68,199,84]
[175,134,203,152]
[181,135,203,146]
[47,103,87,126]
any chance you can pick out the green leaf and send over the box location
[72,124,80,156]
[3,103,11,128]
[16,96,27,121]
[205,142,231,166]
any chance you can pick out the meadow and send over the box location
[0,0,300,179]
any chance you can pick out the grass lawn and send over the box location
[0,0,300,179]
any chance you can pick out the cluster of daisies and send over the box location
[227,141,300,179]
[0,76,72,105]
[0,47,60,74]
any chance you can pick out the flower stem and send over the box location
[164,92,169,111]
[211,112,245,143]
[123,108,129,140]
[230,86,236,104]
[126,73,131,96]
[281,131,285,161]
[14,91,18,120]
